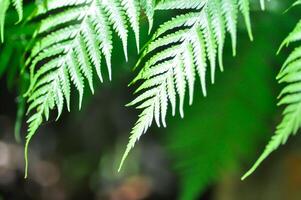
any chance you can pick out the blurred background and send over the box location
[1,0,301,200]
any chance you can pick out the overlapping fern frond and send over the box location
[0,0,23,42]
[119,0,262,170]
[242,10,301,180]
[24,0,152,178]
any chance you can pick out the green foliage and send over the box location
[23,0,154,178]
[242,3,301,180]
[0,0,23,42]
[119,0,260,170]
[1,0,301,190]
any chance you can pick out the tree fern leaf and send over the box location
[242,15,301,179]
[120,0,262,170]
[24,0,149,177]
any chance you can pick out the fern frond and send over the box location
[0,0,23,42]
[242,18,301,180]
[24,0,145,178]
[119,0,259,171]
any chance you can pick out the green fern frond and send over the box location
[24,0,146,178]
[119,0,261,171]
[242,18,301,180]
[0,0,23,42]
